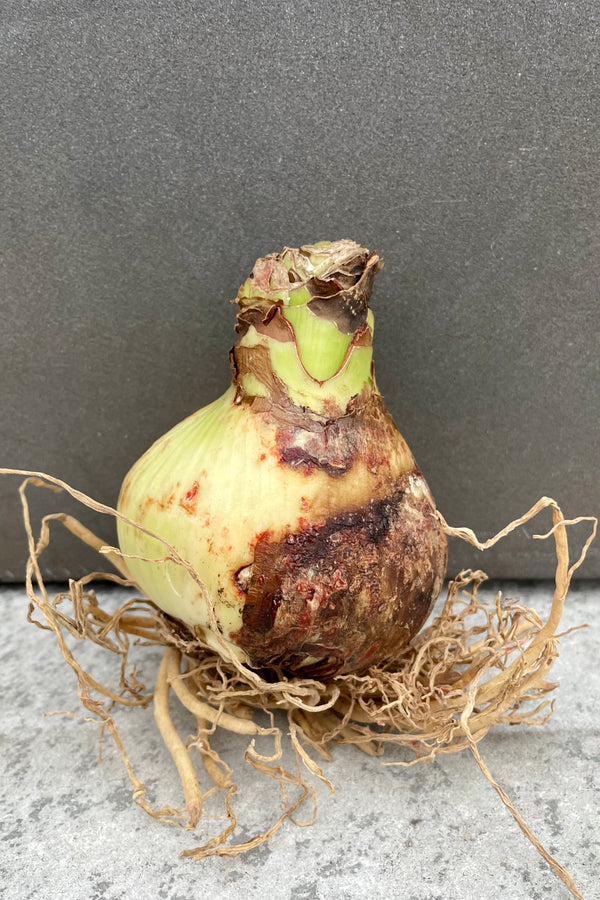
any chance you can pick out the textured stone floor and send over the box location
[1,581,599,899]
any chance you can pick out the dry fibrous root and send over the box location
[2,468,597,899]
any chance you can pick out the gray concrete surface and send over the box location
[1,582,599,899]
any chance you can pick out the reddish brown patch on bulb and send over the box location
[180,481,199,514]
[251,529,274,550]
[143,491,176,512]
[273,390,411,481]
[231,472,447,678]
[185,482,199,502]
[297,516,322,532]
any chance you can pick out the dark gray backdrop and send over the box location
[2,1,599,580]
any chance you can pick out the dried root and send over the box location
[1,467,596,899]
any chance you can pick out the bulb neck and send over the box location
[231,240,383,419]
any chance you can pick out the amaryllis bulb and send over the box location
[117,241,447,677]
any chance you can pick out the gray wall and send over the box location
[2,1,599,581]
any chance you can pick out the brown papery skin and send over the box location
[230,379,448,678]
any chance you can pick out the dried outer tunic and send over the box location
[236,473,446,678]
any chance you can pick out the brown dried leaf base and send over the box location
[2,469,597,899]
